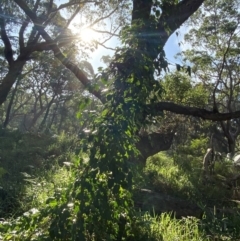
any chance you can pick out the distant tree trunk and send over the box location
[3,76,21,128]
[57,104,67,133]
[221,121,237,157]
[38,95,56,132]
[228,138,236,158]
[28,107,47,131]
[48,101,59,131]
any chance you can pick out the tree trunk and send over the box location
[3,75,21,128]
[57,105,66,133]
[49,101,59,131]
[28,106,48,131]
[135,130,175,164]
[38,95,56,132]
[0,60,25,105]
[228,138,236,158]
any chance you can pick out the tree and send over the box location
[2,51,85,132]
[0,0,128,104]
[181,0,240,155]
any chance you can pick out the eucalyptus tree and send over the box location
[181,0,240,155]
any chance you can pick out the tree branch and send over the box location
[50,0,99,14]
[14,0,103,102]
[158,0,206,47]
[0,7,14,65]
[19,18,29,52]
[55,6,81,42]
[25,41,53,52]
[87,4,120,28]
[147,101,240,121]
[19,0,41,50]
[96,41,116,51]
[91,28,119,37]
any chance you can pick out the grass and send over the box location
[148,212,209,241]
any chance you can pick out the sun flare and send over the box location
[79,28,97,42]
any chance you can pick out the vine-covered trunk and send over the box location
[70,3,163,240]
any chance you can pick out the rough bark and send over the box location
[0,6,14,65]
[130,0,206,161]
[132,0,152,22]
[228,139,236,157]
[220,118,240,156]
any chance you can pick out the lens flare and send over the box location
[79,28,97,42]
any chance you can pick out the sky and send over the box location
[89,27,186,73]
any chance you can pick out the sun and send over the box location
[79,27,97,42]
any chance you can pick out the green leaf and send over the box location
[46,197,58,207]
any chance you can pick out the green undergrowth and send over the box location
[143,152,234,205]
[0,208,209,241]
[136,152,240,240]
[0,165,75,240]
[1,130,240,240]
[0,129,79,218]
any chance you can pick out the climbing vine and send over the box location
[48,18,163,241]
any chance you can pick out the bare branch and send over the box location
[19,19,29,52]
[55,6,81,41]
[91,28,119,37]
[65,6,81,29]
[51,0,99,14]
[87,4,120,28]
[97,26,121,46]
[25,41,53,52]
[96,41,116,51]
[92,25,121,46]
[147,101,240,121]
[47,0,54,14]
[33,0,41,11]
[213,31,235,112]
